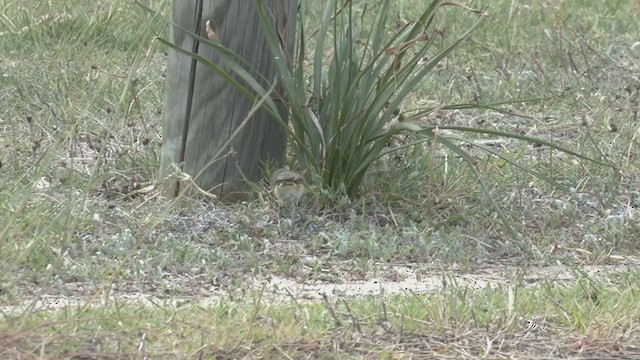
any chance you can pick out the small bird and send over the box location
[271,168,305,205]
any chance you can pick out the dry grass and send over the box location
[0,0,639,358]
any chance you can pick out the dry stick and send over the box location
[378,298,393,333]
[175,0,204,197]
[321,293,342,327]
[340,298,363,335]
[274,345,295,360]
[397,313,404,345]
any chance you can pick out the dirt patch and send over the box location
[2,263,636,314]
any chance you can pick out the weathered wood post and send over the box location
[160,1,297,200]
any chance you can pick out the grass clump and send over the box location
[0,0,639,358]
[261,0,488,197]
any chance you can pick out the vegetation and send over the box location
[0,0,638,358]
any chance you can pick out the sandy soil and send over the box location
[3,263,636,314]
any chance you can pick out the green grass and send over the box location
[0,0,639,358]
[2,269,638,358]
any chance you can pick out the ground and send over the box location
[0,0,639,359]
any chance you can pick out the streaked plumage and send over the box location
[271,169,305,205]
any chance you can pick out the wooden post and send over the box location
[160,1,296,200]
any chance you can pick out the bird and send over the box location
[271,168,305,205]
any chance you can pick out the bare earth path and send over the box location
[4,263,636,313]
